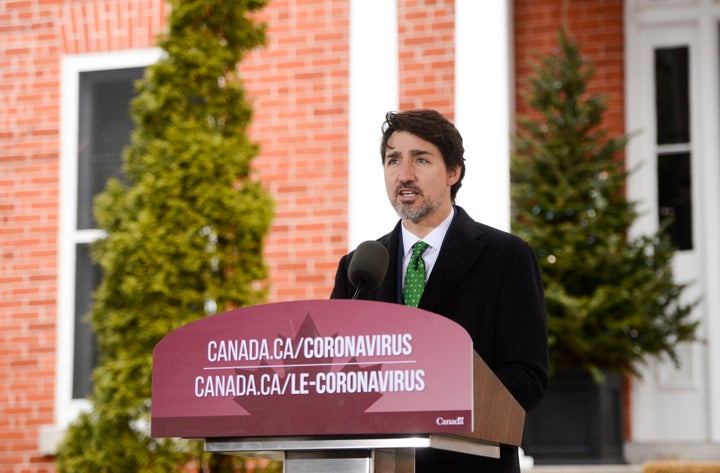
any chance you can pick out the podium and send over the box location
[151,300,525,472]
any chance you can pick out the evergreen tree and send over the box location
[57,1,275,471]
[511,30,699,380]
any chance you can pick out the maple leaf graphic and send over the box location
[232,313,384,433]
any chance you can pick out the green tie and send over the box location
[404,241,429,308]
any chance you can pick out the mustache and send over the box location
[395,183,423,195]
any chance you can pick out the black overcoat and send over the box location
[331,206,549,473]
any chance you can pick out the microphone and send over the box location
[347,240,389,299]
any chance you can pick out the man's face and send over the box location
[383,131,460,227]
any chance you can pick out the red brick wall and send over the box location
[398,0,455,117]
[243,0,351,302]
[247,0,458,302]
[514,0,625,141]
[513,0,628,439]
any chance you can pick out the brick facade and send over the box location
[398,0,456,115]
[0,1,624,471]
[514,0,625,142]
[242,0,351,302]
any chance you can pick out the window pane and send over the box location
[73,67,143,398]
[72,243,102,398]
[657,152,693,250]
[655,47,690,145]
[77,67,143,230]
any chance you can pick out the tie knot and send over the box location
[409,241,429,271]
[412,241,429,257]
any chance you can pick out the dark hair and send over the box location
[380,109,466,201]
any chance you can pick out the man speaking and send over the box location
[331,109,549,473]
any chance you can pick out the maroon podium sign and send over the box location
[151,300,477,439]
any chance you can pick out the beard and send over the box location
[390,185,444,223]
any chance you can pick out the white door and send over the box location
[625,0,720,456]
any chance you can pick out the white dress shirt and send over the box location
[400,207,455,288]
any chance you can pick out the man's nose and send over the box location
[397,160,415,181]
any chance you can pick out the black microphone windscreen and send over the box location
[347,240,389,292]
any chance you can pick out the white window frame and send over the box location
[54,49,163,434]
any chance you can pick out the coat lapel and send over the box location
[419,207,486,311]
[375,221,403,304]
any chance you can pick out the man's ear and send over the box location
[447,165,461,186]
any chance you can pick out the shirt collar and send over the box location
[401,206,455,255]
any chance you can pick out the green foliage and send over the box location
[511,29,699,379]
[57,0,274,471]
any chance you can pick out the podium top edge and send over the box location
[204,433,499,455]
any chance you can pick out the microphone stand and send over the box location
[351,280,365,300]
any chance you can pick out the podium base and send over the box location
[282,449,413,473]
[206,435,500,473]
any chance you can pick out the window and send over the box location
[57,49,161,427]
[654,46,693,250]
[72,67,144,398]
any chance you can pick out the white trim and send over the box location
[348,0,399,249]
[455,0,513,232]
[55,48,163,430]
[627,21,708,442]
[695,10,720,443]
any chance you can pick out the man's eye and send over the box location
[386,158,398,165]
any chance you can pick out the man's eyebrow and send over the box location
[410,149,431,156]
[385,148,432,158]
